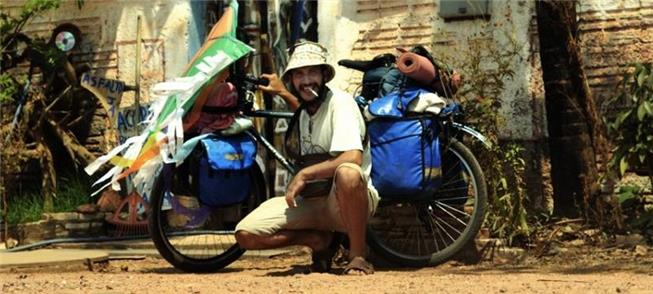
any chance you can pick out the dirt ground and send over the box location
[1,244,652,294]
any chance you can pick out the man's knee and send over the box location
[334,165,366,207]
[335,165,364,192]
[235,230,259,249]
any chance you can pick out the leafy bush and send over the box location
[483,143,532,244]
[605,63,653,184]
[0,74,20,102]
[615,185,653,236]
[435,28,534,244]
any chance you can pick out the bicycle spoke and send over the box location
[434,201,471,222]
[434,195,470,203]
[433,211,463,239]
[440,175,467,188]
[428,207,449,249]
[424,206,441,252]
[431,216,456,244]
[435,221,448,249]
[441,160,462,179]
[436,185,470,194]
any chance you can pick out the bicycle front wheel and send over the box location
[367,139,487,267]
[148,162,266,272]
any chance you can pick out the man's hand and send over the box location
[285,170,308,208]
[258,73,300,110]
[258,73,287,96]
[450,70,462,93]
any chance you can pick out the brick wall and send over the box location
[1,212,107,246]
[578,3,653,112]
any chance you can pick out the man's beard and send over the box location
[295,84,327,110]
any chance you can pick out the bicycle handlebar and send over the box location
[338,59,373,72]
[238,74,269,87]
[338,54,396,72]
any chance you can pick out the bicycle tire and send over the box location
[367,139,487,267]
[149,161,266,273]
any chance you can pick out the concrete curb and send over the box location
[0,249,109,269]
[0,241,301,270]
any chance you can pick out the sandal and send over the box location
[343,256,375,275]
[309,233,345,273]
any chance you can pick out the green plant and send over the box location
[484,143,531,244]
[6,192,43,224]
[0,73,20,102]
[53,175,91,212]
[6,174,91,224]
[433,24,534,245]
[605,63,653,186]
[1,0,61,38]
[616,185,653,236]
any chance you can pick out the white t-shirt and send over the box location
[298,88,379,205]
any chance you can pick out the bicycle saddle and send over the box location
[338,53,396,72]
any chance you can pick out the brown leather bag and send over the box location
[295,153,333,198]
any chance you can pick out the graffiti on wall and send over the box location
[81,72,149,144]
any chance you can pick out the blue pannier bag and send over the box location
[198,134,256,207]
[367,88,442,199]
[368,118,442,199]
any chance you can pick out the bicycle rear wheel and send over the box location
[148,161,266,272]
[367,139,487,267]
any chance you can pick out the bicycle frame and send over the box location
[243,108,297,175]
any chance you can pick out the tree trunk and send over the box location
[33,139,56,213]
[45,114,97,166]
[536,1,600,218]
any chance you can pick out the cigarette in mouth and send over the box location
[307,88,319,97]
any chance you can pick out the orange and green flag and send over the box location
[85,0,253,196]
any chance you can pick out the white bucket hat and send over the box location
[281,41,335,84]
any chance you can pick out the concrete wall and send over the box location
[319,0,653,142]
[7,0,651,148]
[319,0,538,140]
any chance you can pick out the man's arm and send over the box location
[285,150,362,207]
[299,150,362,181]
[258,73,300,110]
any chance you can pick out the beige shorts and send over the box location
[235,163,379,236]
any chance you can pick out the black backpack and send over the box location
[355,46,459,100]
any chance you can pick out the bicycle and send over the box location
[148,62,488,272]
[338,57,488,267]
[147,74,296,272]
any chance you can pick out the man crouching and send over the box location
[234,40,378,275]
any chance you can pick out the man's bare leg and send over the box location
[235,229,332,252]
[333,166,369,263]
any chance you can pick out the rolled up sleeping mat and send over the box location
[396,52,437,86]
